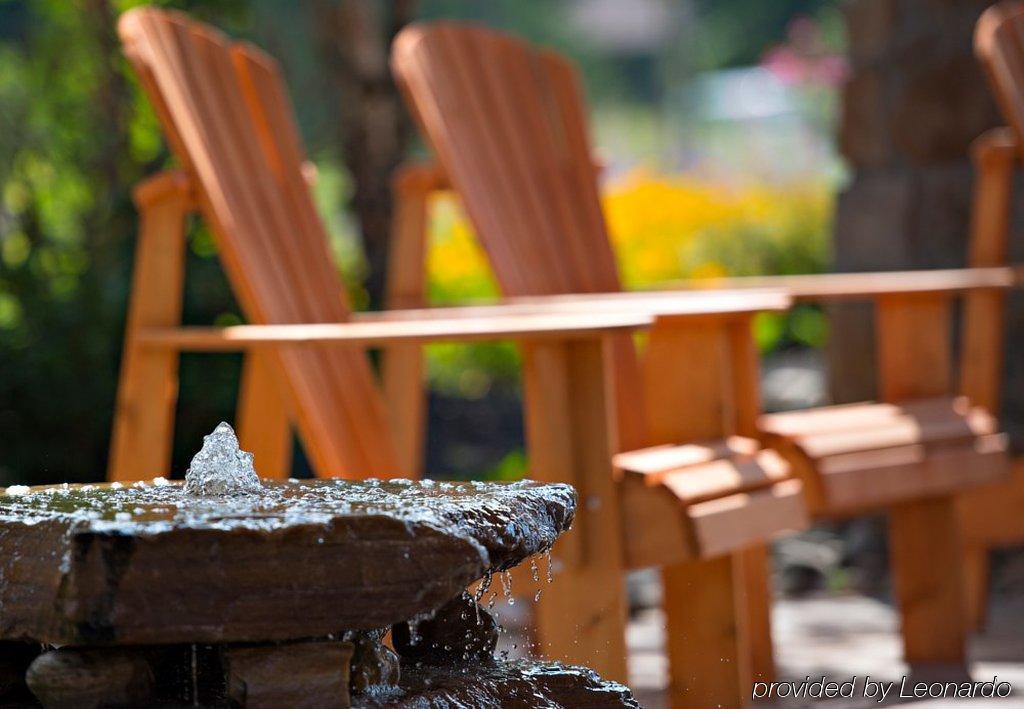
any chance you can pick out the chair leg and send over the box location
[381,343,426,477]
[663,554,748,709]
[108,172,191,482]
[109,338,181,482]
[889,497,968,673]
[237,351,292,478]
[962,544,991,633]
[740,543,775,683]
[521,340,629,684]
[382,164,435,478]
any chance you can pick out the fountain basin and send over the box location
[0,479,575,645]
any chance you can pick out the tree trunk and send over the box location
[312,0,418,310]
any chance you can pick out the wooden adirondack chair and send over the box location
[390,22,1015,705]
[390,24,812,707]
[955,0,1024,631]
[109,6,804,689]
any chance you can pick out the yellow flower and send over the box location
[426,170,832,297]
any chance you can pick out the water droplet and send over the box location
[500,570,512,600]
[534,589,543,602]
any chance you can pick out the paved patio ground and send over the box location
[628,592,1024,708]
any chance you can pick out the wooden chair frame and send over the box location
[957,125,1024,632]
[385,160,1015,709]
[959,1,1024,632]
[385,159,1014,706]
[382,26,1023,707]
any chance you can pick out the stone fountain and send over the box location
[0,424,638,707]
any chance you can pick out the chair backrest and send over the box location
[391,22,620,296]
[118,7,398,476]
[392,23,648,450]
[977,2,1024,154]
[969,3,1024,414]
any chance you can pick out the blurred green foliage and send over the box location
[0,0,249,484]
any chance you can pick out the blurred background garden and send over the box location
[0,0,846,485]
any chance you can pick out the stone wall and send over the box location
[831,0,1024,446]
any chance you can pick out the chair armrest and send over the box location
[359,287,791,323]
[642,267,1016,303]
[136,288,795,352]
[135,309,651,351]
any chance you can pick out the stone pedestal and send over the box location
[0,479,637,707]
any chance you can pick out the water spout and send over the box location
[183,422,262,497]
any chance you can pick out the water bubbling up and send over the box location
[183,422,262,497]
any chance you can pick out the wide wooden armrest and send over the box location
[360,287,791,323]
[138,288,792,351]
[135,309,654,351]
[648,267,1016,302]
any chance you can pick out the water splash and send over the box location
[183,422,262,497]
[500,570,514,605]
[474,569,493,604]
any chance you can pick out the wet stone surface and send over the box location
[25,646,155,708]
[392,591,498,665]
[0,478,575,645]
[349,631,401,695]
[352,660,641,708]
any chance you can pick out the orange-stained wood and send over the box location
[118,7,398,478]
[381,164,436,476]
[876,291,968,669]
[391,22,802,705]
[236,352,292,479]
[521,339,630,682]
[961,128,1015,414]
[654,267,1014,301]
[955,3,1024,632]
[134,311,649,350]
[108,171,191,482]
[390,16,1019,696]
[114,9,731,683]
[612,437,760,478]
